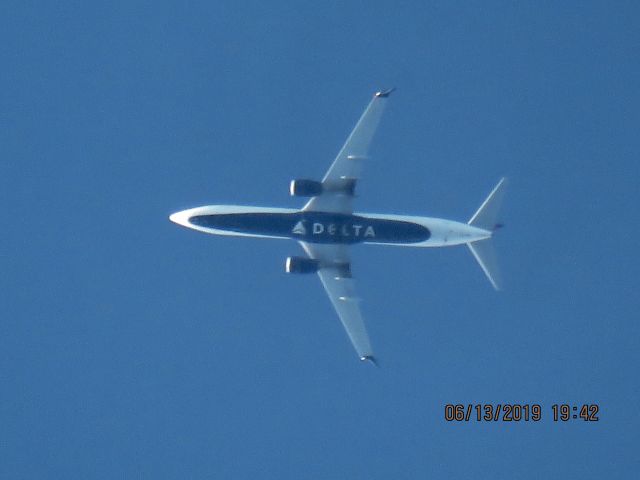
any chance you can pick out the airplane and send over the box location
[170,89,507,365]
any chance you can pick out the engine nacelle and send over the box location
[285,256,319,274]
[289,179,323,197]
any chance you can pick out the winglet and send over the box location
[360,355,379,367]
[374,88,395,98]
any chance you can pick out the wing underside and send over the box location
[300,242,374,361]
[303,89,393,214]
[294,90,392,363]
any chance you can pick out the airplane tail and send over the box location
[467,178,507,290]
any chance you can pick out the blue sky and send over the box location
[2,1,639,478]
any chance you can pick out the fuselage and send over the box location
[169,205,491,247]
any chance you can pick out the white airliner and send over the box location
[170,89,506,365]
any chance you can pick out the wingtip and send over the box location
[374,87,395,98]
[360,355,379,367]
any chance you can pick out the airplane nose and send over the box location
[169,210,191,227]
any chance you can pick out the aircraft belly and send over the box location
[359,214,491,247]
[187,211,431,245]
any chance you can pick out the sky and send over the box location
[2,1,639,478]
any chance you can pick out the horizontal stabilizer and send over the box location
[469,177,508,231]
[468,238,502,291]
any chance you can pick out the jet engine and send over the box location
[285,256,319,274]
[289,179,323,197]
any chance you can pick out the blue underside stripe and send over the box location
[189,212,430,244]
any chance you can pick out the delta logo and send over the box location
[292,221,375,238]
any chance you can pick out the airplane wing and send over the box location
[300,242,376,363]
[302,89,394,214]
